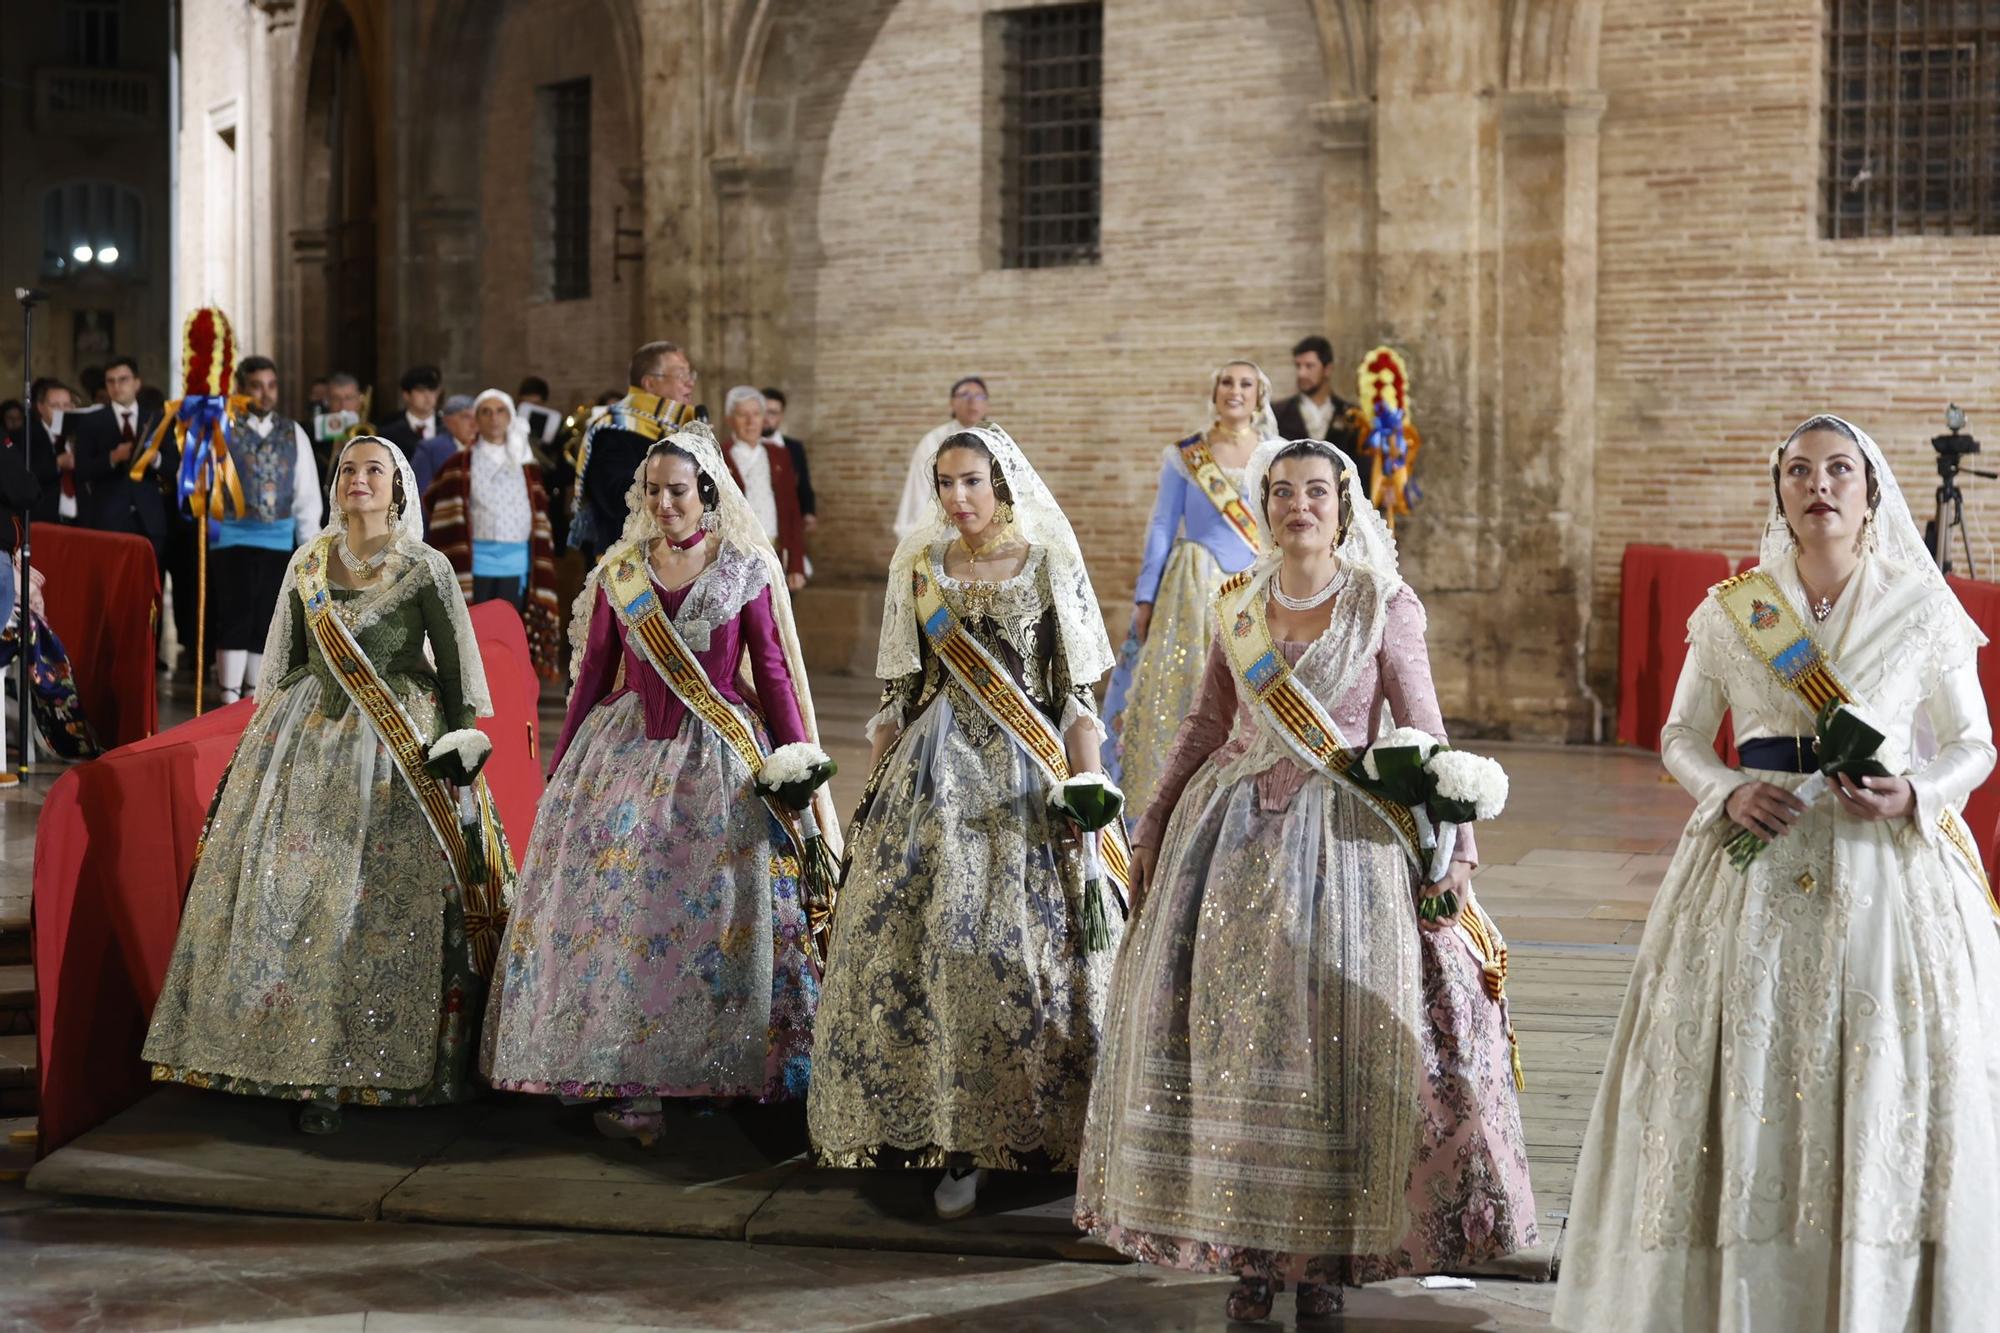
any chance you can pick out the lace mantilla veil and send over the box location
[877,421,1116,686]
[1241,436,1403,588]
[259,434,495,720]
[567,421,842,855]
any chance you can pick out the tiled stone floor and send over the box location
[0,668,1696,1331]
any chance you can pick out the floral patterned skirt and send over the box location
[481,691,815,1102]
[144,678,482,1105]
[1074,764,1537,1283]
[807,691,1120,1170]
[1101,539,1224,820]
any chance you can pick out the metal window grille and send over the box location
[547,78,592,300]
[1000,4,1102,269]
[1824,1,2000,238]
[65,1,121,68]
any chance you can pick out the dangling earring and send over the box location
[998,499,1016,527]
[388,498,402,526]
[699,511,720,533]
[1859,508,1878,555]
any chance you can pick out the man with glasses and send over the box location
[571,341,700,563]
[893,376,991,541]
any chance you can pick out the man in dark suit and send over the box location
[73,355,169,570]
[1272,335,1371,496]
[23,380,77,528]
[375,364,442,459]
[760,387,817,534]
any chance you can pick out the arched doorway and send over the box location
[298,4,378,397]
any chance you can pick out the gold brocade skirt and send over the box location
[1114,540,1228,823]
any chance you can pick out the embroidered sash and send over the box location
[1712,569,1999,916]
[1176,432,1260,558]
[911,564,1132,891]
[1218,570,1425,866]
[600,543,833,969]
[294,537,512,973]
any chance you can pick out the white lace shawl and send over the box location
[878,422,1115,685]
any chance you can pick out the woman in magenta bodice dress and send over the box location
[482,423,836,1143]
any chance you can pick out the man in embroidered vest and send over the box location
[571,341,698,563]
[212,355,323,705]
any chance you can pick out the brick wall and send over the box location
[780,0,1328,615]
[1591,0,2000,689]
[478,0,643,409]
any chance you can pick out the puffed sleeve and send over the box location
[742,585,808,748]
[1376,587,1479,866]
[1133,635,1238,850]
[1907,658,1996,849]
[550,585,621,772]
[1132,455,1186,606]
[1659,648,1747,829]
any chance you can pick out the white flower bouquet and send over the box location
[756,743,840,962]
[1050,773,1126,952]
[1351,733,1510,921]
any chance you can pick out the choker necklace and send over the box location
[666,529,707,551]
[1271,567,1341,612]
[959,526,1014,559]
[338,534,392,578]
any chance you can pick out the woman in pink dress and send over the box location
[482,423,836,1144]
[1075,438,1536,1322]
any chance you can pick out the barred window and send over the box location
[1823,1,2000,238]
[65,1,121,68]
[999,4,1101,269]
[542,78,592,300]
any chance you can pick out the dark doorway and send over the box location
[301,6,378,403]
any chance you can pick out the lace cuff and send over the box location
[1060,693,1106,745]
[865,702,904,748]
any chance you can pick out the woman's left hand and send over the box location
[1832,772,1915,821]
[1417,860,1472,932]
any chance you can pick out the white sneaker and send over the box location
[933,1167,984,1220]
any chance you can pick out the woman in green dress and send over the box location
[145,437,513,1134]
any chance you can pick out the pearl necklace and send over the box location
[337,534,392,578]
[1271,567,1343,612]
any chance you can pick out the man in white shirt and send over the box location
[211,355,324,704]
[721,385,807,590]
[893,376,991,542]
[74,355,169,566]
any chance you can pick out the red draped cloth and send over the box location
[1617,545,1736,752]
[34,526,159,748]
[32,600,545,1155]
[1946,575,2000,879]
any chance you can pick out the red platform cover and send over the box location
[1617,545,1735,752]
[33,600,545,1155]
[33,526,160,749]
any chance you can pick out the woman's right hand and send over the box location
[1725,780,1808,843]
[1127,845,1159,917]
[1131,603,1154,644]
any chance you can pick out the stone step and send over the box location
[0,914,25,967]
[0,1034,36,1114]
[0,963,29,1038]
[0,1116,34,1181]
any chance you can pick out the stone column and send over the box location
[708,153,794,396]
[637,0,712,363]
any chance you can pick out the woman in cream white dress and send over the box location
[1555,415,2000,1332]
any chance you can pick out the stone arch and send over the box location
[293,0,385,394]
[1502,0,1604,91]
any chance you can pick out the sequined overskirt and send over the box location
[1076,762,1538,1279]
[1104,539,1226,819]
[144,676,483,1104]
[806,690,1121,1169]
[481,691,815,1101]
